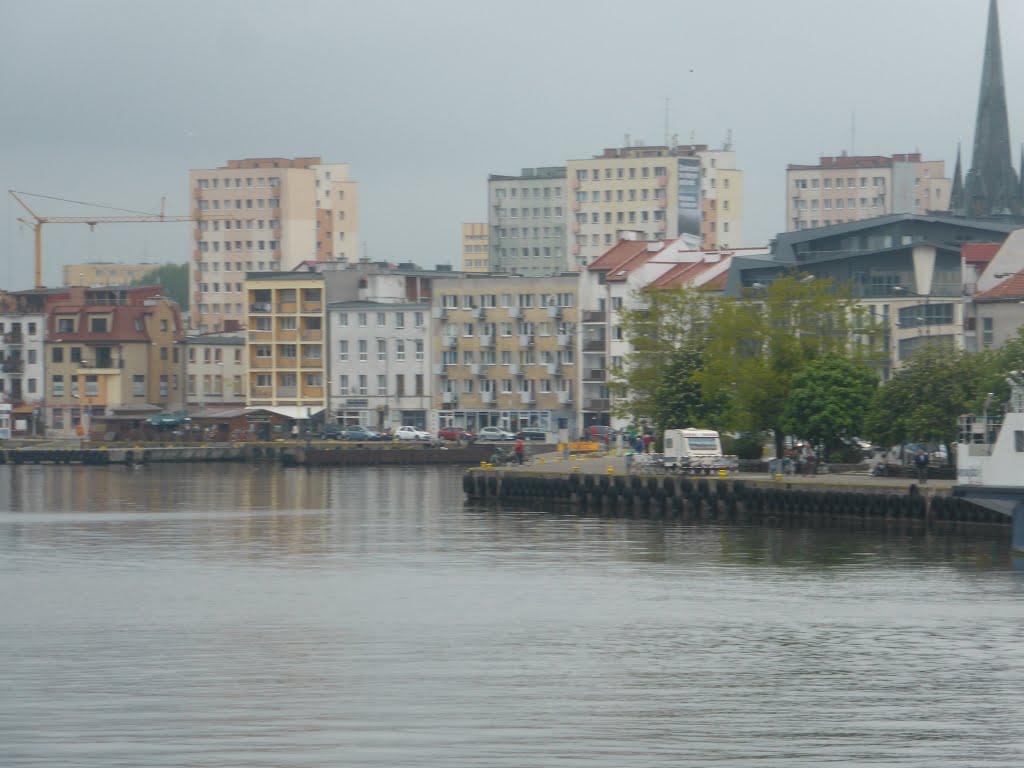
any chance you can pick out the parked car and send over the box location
[319,424,346,440]
[479,426,516,441]
[343,425,382,441]
[438,426,476,441]
[395,425,431,441]
[515,427,547,441]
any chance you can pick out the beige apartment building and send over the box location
[190,156,358,333]
[432,275,579,436]
[461,223,489,272]
[244,272,326,420]
[567,142,743,268]
[63,262,160,287]
[184,332,247,410]
[786,153,950,231]
[44,286,185,439]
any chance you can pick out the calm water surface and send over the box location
[0,463,1021,767]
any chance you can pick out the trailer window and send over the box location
[687,437,719,451]
[1015,430,1024,452]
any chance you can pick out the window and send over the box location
[52,375,64,397]
[306,373,322,387]
[339,340,349,361]
[358,340,368,361]
[339,313,348,327]
[377,312,386,327]
[358,375,368,395]
[52,347,64,363]
[57,317,74,333]
[377,339,387,360]
[85,375,99,397]
[395,312,405,329]
[983,317,994,347]
[396,340,406,361]
[415,340,424,361]
[256,374,272,388]
[132,375,145,397]
[339,375,349,395]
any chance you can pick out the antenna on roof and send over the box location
[851,111,856,155]
[664,97,670,146]
[723,129,733,151]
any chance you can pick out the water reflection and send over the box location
[0,464,1022,768]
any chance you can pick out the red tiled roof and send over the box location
[962,242,1002,265]
[651,259,727,289]
[587,240,657,276]
[974,272,1024,301]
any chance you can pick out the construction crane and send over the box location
[9,190,217,290]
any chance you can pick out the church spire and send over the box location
[964,0,1020,216]
[950,143,965,214]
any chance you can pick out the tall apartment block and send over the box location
[461,223,490,273]
[566,143,743,268]
[786,153,950,231]
[487,168,568,276]
[190,156,358,333]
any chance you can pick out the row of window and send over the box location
[196,199,279,211]
[196,260,277,272]
[252,373,322,388]
[492,186,563,199]
[794,176,884,190]
[795,198,885,211]
[575,166,669,181]
[337,311,426,329]
[495,246,563,259]
[493,207,565,219]
[50,373,175,398]
[440,379,566,395]
[187,347,243,364]
[196,177,281,189]
[334,373,426,397]
[493,226,565,239]
[0,322,38,336]
[197,219,281,232]
[575,188,667,203]
[186,374,244,396]
[197,240,280,253]
[440,350,575,366]
[337,339,425,362]
[440,293,575,309]
[440,321,575,337]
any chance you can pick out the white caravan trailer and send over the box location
[662,428,725,473]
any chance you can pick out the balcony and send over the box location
[277,386,298,398]
[556,333,572,347]
[557,390,572,404]
[471,306,484,319]
[520,391,536,405]
[300,330,323,341]
[508,306,521,318]
[479,334,494,348]
[508,364,524,376]
[432,306,448,319]
[546,362,561,376]
[432,363,447,376]
[518,334,534,347]
[481,391,495,404]
[582,310,606,323]
[546,304,561,318]
[3,332,23,345]
[585,369,607,382]
[250,358,273,369]
[249,302,273,314]
[583,339,606,352]
[470,363,484,376]
[2,360,24,373]
[442,392,458,405]
[585,398,610,411]
[300,357,322,368]
[441,335,456,348]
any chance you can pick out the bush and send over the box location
[722,432,765,460]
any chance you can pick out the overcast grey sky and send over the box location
[1,0,1019,290]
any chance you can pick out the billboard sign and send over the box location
[676,157,702,238]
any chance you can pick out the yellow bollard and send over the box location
[774,473,782,481]
[718,469,728,478]
[606,466,614,475]
[539,457,545,465]
[480,461,488,468]
[572,465,581,473]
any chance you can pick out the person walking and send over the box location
[914,448,929,484]
[514,438,525,465]
[643,433,653,454]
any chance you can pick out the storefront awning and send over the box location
[245,406,324,420]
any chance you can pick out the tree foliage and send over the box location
[863,343,986,452]
[783,354,878,457]
[614,285,715,427]
[131,262,189,310]
[696,275,861,456]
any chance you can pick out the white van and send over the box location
[662,428,729,472]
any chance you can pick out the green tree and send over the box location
[614,285,716,428]
[783,354,878,460]
[696,275,862,458]
[131,262,189,310]
[864,344,987,460]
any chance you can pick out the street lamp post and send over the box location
[376,336,401,434]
